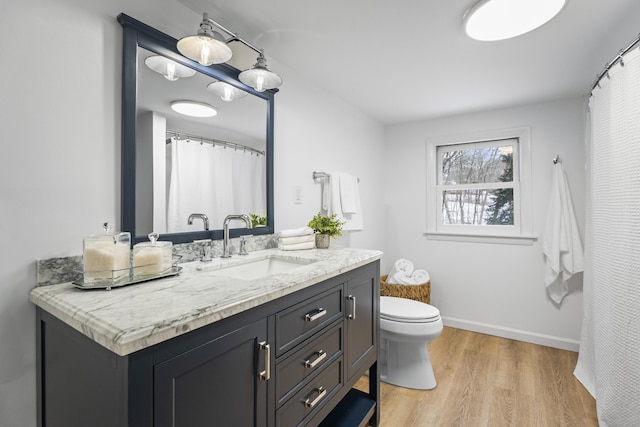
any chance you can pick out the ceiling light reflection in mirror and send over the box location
[170,100,217,117]
[207,81,248,102]
[144,55,196,81]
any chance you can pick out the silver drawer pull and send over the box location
[347,295,356,320]
[258,341,270,381]
[305,308,327,322]
[303,386,327,408]
[304,350,327,369]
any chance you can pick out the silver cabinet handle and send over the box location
[259,341,270,381]
[305,308,327,322]
[304,350,327,369]
[347,295,356,320]
[303,386,327,408]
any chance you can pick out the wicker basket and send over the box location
[380,274,431,305]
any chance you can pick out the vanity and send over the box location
[31,247,382,426]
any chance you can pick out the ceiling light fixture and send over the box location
[207,81,248,102]
[144,55,197,81]
[170,100,217,118]
[464,0,567,41]
[177,13,282,92]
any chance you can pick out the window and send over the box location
[426,127,533,244]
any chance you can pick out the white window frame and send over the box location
[425,127,535,245]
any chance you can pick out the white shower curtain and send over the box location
[166,141,265,233]
[575,47,640,426]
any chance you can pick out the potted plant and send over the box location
[308,213,345,249]
[250,214,267,227]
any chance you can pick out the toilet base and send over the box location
[380,338,437,390]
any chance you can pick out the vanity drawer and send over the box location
[276,358,343,427]
[276,285,343,356]
[276,323,342,407]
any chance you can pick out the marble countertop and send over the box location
[30,246,382,356]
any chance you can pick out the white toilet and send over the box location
[379,296,443,390]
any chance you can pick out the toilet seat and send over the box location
[380,296,440,323]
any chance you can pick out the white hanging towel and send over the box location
[542,163,584,304]
[327,172,363,231]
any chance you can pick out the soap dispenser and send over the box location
[83,222,131,285]
[132,232,173,278]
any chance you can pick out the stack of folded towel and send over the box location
[278,226,316,251]
[387,259,430,285]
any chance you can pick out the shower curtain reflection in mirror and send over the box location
[164,139,265,233]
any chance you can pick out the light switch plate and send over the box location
[293,186,302,204]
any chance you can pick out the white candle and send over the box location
[133,247,165,276]
[132,236,172,278]
[83,240,131,284]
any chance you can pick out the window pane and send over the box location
[441,188,514,225]
[441,145,513,185]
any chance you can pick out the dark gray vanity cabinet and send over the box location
[35,261,379,427]
[345,272,378,383]
[153,318,269,427]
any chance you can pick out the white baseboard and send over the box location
[442,316,580,352]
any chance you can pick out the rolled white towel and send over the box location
[387,272,417,285]
[279,226,314,238]
[387,259,414,279]
[280,234,315,245]
[411,269,430,284]
[278,241,315,251]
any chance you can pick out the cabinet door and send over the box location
[345,269,378,382]
[154,319,269,427]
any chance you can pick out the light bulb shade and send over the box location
[170,100,217,118]
[207,81,248,102]
[239,53,282,92]
[177,15,233,65]
[144,56,196,81]
[464,0,566,41]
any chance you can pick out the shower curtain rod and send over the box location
[166,130,265,156]
[591,33,640,92]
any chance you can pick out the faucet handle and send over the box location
[194,239,213,262]
[239,237,248,256]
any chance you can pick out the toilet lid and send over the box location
[380,296,440,323]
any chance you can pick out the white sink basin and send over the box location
[199,256,316,281]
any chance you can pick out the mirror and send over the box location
[119,14,275,244]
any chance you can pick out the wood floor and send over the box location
[355,327,598,427]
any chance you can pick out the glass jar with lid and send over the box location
[83,223,131,285]
[132,232,173,279]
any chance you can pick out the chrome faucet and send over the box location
[188,213,209,230]
[222,214,253,258]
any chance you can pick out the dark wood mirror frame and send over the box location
[118,13,275,244]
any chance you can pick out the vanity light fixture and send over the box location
[178,13,282,92]
[144,55,196,81]
[239,53,282,93]
[177,14,232,65]
[170,100,217,118]
[207,81,248,102]
[464,0,567,41]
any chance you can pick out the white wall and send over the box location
[0,1,385,425]
[384,96,587,350]
[272,62,386,251]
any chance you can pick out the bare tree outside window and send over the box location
[438,141,516,226]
